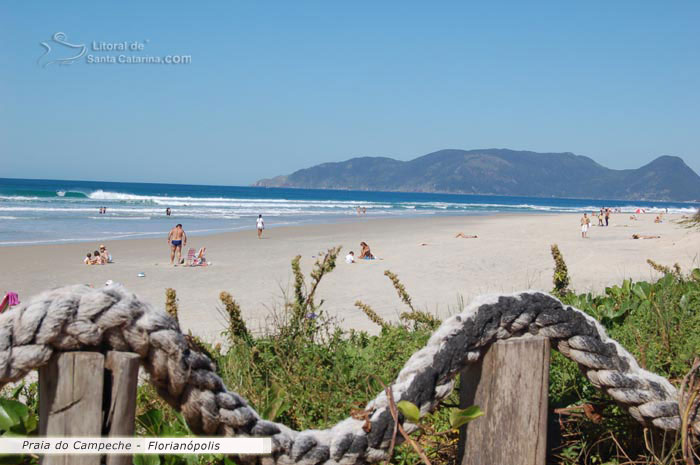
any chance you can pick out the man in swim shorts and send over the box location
[168,224,187,265]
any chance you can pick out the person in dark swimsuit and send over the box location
[167,224,187,265]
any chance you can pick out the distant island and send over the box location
[254,149,700,202]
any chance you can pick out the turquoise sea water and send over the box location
[0,178,697,246]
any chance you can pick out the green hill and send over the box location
[254,149,700,201]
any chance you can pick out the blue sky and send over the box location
[1,1,699,185]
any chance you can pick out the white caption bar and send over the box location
[0,438,272,455]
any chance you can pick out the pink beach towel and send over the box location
[0,292,19,313]
[7,292,19,306]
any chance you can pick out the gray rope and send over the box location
[0,284,695,465]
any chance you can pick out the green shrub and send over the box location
[2,252,698,465]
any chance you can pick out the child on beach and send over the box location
[256,215,265,239]
[92,250,103,265]
[345,251,355,263]
[84,252,92,264]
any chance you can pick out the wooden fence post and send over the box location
[457,336,550,465]
[39,352,105,465]
[104,351,140,465]
[38,351,140,465]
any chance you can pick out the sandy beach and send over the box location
[1,213,697,342]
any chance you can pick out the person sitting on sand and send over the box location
[359,242,374,259]
[455,233,478,239]
[654,215,662,223]
[84,252,92,264]
[91,250,103,265]
[345,251,355,263]
[632,234,661,239]
[99,244,112,263]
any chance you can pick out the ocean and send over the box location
[1,177,697,246]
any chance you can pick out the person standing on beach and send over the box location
[581,213,590,238]
[168,224,187,265]
[256,215,265,239]
[605,208,610,226]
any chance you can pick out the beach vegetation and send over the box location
[1,250,699,464]
[550,244,571,298]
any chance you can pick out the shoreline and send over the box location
[0,211,504,248]
[1,213,697,342]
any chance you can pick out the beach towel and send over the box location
[0,292,19,313]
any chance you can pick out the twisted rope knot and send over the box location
[0,285,696,465]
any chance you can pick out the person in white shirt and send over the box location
[345,251,355,263]
[256,215,265,239]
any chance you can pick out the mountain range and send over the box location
[254,149,700,201]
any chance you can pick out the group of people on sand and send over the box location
[580,208,615,238]
[84,244,112,265]
[166,216,266,266]
[346,242,375,263]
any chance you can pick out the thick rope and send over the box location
[0,284,696,465]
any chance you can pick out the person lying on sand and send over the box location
[632,234,661,239]
[358,242,374,259]
[455,233,478,239]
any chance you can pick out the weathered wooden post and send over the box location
[457,337,550,465]
[104,352,140,465]
[38,351,140,465]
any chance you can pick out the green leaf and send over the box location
[0,399,26,432]
[22,414,37,435]
[9,385,23,401]
[632,283,648,301]
[691,268,700,282]
[396,400,420,423]
[133,454,161,465]
[137,409,164,436]
[0,454,26,464]
[622,279,631,294]
[449,405,485,429]
[262,383,287,421]
[638,300,651,313]
[183,454,200,465]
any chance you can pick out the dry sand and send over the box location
[1,213,697,342]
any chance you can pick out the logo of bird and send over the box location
[37,32,86,68]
